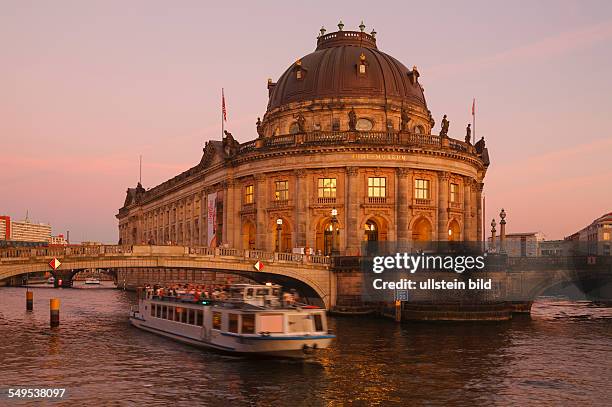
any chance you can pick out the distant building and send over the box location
[489,232,545,257]
[50,234,68,245]
[565,212,612,256]
[539,239,567,256]
[10,219,51,243]
[81,241,103,246]
[0,216,9,240]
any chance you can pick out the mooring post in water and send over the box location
[50,298,60,327]
[26,290,33,311]
[395,300,402,322]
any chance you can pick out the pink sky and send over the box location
[1,1,611,243]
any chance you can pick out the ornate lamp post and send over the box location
[331,208,339,256]
[499,209,507,254]
[276,218,283,253]
[490,218,497,252]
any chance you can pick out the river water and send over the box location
[1,284,611,406]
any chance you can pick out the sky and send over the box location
[1,0,611,243]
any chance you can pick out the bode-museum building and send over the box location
[117,25,490,256]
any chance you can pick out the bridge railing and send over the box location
[0,244,332,267]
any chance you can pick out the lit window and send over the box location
[275,181,289,201]
[229,313,239,333]
[244,185,254,204]
[318,178,337,198]
[450,183,459,203]
[212,311,222,330]
[414,179,430,199]
[368,177,386,197]
[296,70,302,79]
[242,314,255,334]
[604,231,611,241]
[359,64,366,74]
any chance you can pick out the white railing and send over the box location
[0,244,331,266]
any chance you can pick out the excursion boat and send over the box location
[47,276,55,285]
[129,283,335,358]
[85,278,101,285]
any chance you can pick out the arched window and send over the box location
[289,122,300,134]
[414,125,425,134]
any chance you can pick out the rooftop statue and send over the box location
[296,112,306,133]
[401,108,411,131]
[223,130,240,156]
[256,117,264,138]
[465,123,472,144]
[348,108,357,131]
[440,114,450,137]
[475,136,486,154]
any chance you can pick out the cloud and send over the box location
[428,19,612,78]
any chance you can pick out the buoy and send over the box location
[50,298,60,327]
[26,291,33,311]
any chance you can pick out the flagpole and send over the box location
[472,98,476,141]
[221,88,225,139]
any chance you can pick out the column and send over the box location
[202,192,208,245]
[255,174,268,250]
[233,182,242,248]
[437,171,450,241]
[476,182,484,245]
[396,168,411,243]
[294,169,308,247]
[345,167,360,255]
[224,180,237,248]
[463,177,472,241]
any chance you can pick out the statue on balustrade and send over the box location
[475,136,486,154]
[223,130,240,156]
[256,117,264,138]
[295,112,306,133]
[440,114,450,137]
[348,107,357,131]
[465,123,471,144]
[401,108,411,131]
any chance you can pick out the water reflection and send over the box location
[0,287,611,406]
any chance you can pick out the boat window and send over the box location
[287,315,310,333]
[168,307,174,321]
[188,309,195,325]
[156,304,161,318]
[151,304,156,317]
[246,288,254,298]
[161,306,167,319]
[256,289,268,296]
[313,314,324,331]
[260,314,284,333]
[196,310,203,326]
[242,314,255,334]
[181,309,187,324]
[228,314,239,333]
[212,312,222,330]
[273,288,280,296]
[175,307,183,322]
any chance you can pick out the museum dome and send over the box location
[266,27,427,111]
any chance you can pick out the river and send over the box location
[1,284,611,406]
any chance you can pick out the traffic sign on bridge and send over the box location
[253,260,264,272]
[49,258,61,270]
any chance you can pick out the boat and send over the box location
[47,276,55,285]
[85,278,101,285]
[129,283,335,358]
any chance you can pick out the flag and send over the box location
[472,98,476,117]
[222,88,227,122]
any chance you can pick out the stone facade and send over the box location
[117,28,489,256]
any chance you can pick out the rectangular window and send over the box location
[212,311,222,330]
[197,310,203,326]
[188,309,195,325]
[313,314,324,332]
[168,307,174,321]
[274,181,289,201]
[359,63,366,74]
[156,304,161,318]
[450,183,459,203]
[175,307,183,322]
[414,179,430,200]
[244,185,254,204]
[228,313,239,333]
[368,177,386,197]
[242,314,255,334]
[604,231,611,241]
[151,304,156,317]
[318,178,337,198]
[332,118,340,131]
[161,306,167,319]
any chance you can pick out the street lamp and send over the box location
[276,218,283,253]
[490,218,497,252]
[499,208,507,253]
[330,208,339,256]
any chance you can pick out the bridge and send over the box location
[0,245,336,308]
[1,245,611,312]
